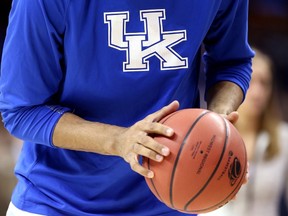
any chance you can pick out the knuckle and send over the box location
[148,123,156,131]
[161,105,168,112]
[132,143,139,152]
[152,122,167,135]
[133,121,143,130]
[143,170,151,178]
[142,139,161,155]
[145,112,155,120]
[124,152,133,162]
[129,161,150,177]
[156,144,164,153]
[130,162,138,171]
[138,134,148,145]
[149,140,163,152]
[131,121,141,130]
[147,150,156,159]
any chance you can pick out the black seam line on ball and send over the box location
[169,110,210,208]
[148,110,181,203]
[183,114,228,210]
[185,119,247,213]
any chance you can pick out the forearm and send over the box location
[52,112,124,155]
[207,81,243,115]
[52,101,179,178]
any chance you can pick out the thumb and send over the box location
[151,100,180,123]
[222,111,239,125]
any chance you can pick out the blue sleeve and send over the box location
[0,0,71,147]
[203,0,254,99]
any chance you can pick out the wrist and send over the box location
[208,105,233,116]
[207,81,243,115]
[105,125,127,156]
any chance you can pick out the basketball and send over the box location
[142,108,247,214]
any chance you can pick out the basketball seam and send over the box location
[183,114,228,210]
[187,151,247,213]
[169,110,210,208]
[147,158,163,202]
[148,110,183,204]
[185,118,248,213]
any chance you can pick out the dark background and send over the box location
[249,0,288,122]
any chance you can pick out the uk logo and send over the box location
[104,9,188,72]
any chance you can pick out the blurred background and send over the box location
[0,0,287,215]
[249,0,288,123]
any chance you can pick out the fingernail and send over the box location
[162,147,170,156]
[156,155,163,162]
[166,128,174,136]
[147,171,154,178]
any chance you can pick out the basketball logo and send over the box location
[228,157,242,186]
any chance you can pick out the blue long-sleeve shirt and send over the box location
[0,0,253,215]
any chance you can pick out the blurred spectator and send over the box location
[0,116,22,215]
[0,0,22,215]
[249,0,288,122]
[199,48,288,216]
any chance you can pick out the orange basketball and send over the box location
[142,108,247,214]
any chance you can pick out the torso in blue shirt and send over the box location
[0,0,253,215]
